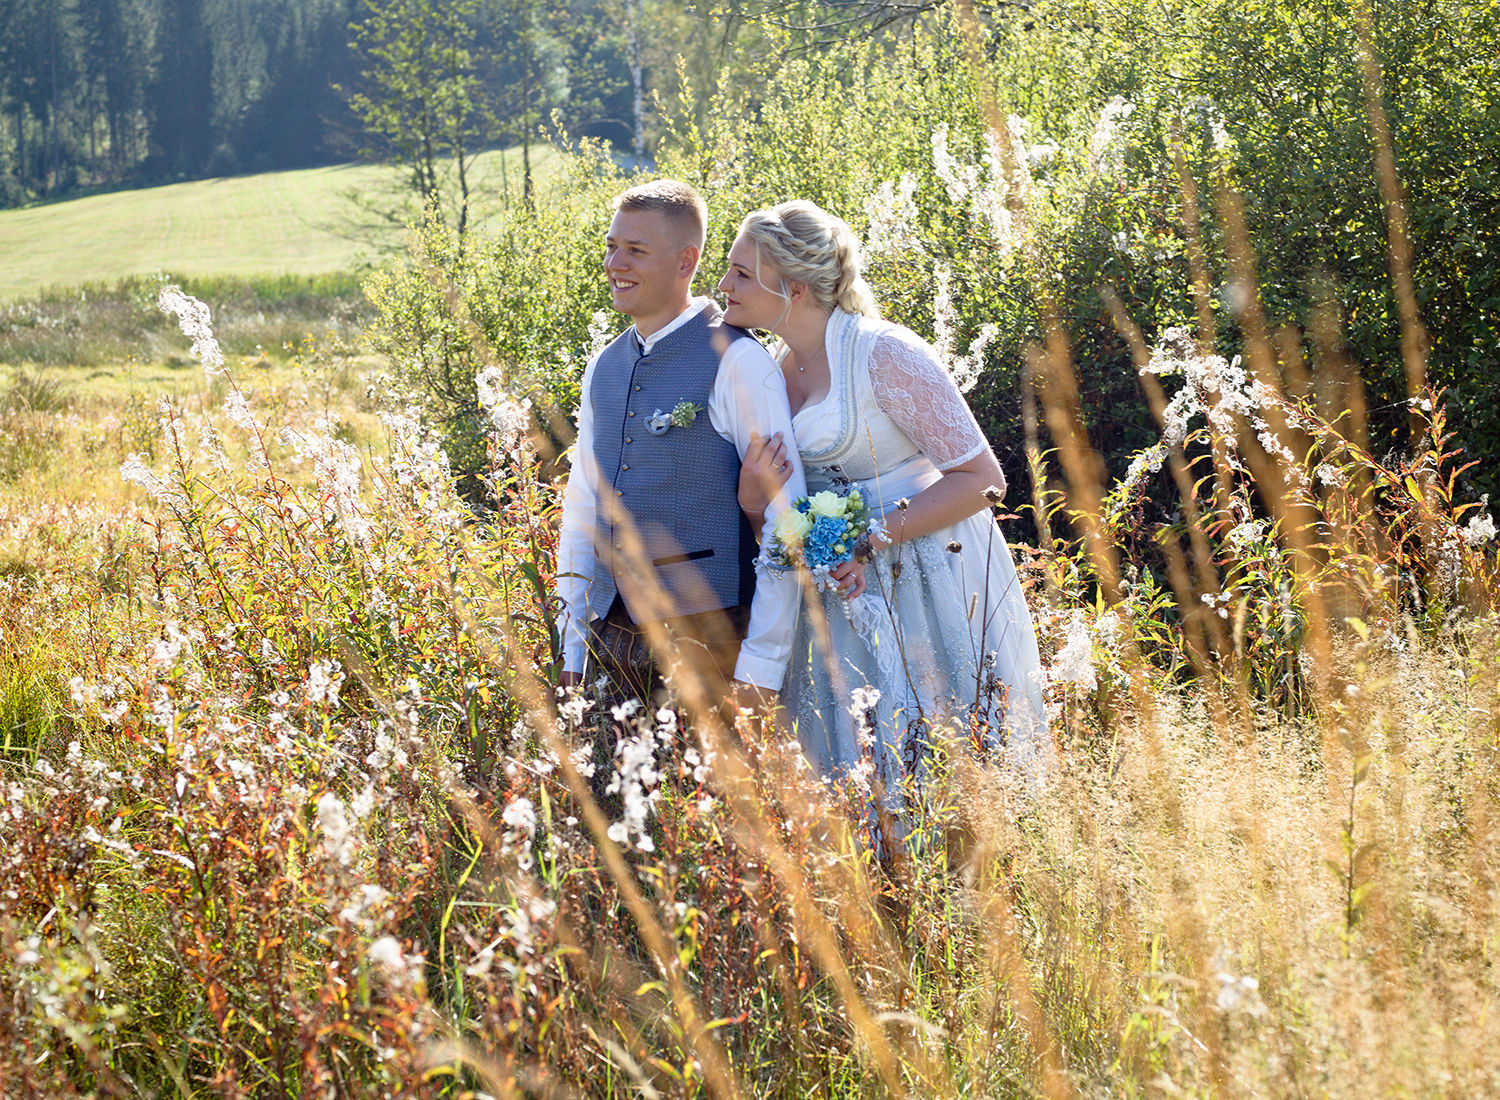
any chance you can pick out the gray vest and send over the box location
[588,308,757,623]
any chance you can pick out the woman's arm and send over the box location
[875,449,1006,548]
[867,329,1007,546]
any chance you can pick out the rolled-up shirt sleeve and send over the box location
[710,337,805,690]
[556,354,601,675]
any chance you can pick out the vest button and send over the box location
[634,385,641,391]
[615,489,623,496]
[624,437,632,444]
[628,410,635,417]
[621,464,629,471]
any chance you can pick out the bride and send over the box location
[719,200,1046,786]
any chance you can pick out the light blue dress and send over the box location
[778,310,1047,791]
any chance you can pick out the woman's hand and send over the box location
[739,431,793,518]
[830,560,866,600]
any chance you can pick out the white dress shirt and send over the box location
[556,298,806,689]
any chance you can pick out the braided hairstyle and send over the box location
[738,200,879,319]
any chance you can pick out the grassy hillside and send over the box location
[0,148,560,301]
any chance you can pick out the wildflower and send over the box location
[849,685,881,751]
[281,420,371,544]
[587,309,614,359]
[932,120,1029,258]
[303,659,345,707]
[315,792,357,866]
[1094,611,1123,651]
[932,264,999,394]
[1462,500,1496,548]
[158,286,225,376]
[1050,613,1096,691]
[1225,520,1265,550]
[69,676,98,708]
[864,173,923,257]
[222,389,257,432]
[1214,968,1266,1017]
[148,620,192,671]
[476,366,533,445]
[502,797,537,837]
[366,935,422,986]
[119,453,182,507]
[339,884,390,929]
[1089,96,1134,173]
[605,730,662,852]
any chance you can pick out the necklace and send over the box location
[794,345,827,374]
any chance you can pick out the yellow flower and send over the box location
[772,507,814,548]
[807,490,848,519]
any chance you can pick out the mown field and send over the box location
[0,147,561,302]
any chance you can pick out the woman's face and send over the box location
[718,234,788,331]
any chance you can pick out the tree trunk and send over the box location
[455,139,470,242]
[627,0,645,160]
[16,108,25,196]
[48,14,60,193]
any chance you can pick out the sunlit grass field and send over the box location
[0,147,563,301]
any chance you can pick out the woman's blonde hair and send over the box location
[738,200,879,318]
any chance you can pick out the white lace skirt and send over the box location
[782,508,1047,792]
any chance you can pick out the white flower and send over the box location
[366,935,423,986]
[1462,501,1496,548]
[1026,139,1060,166]
[502,797,537,836]
[931,264,999,394]
[806,490,849,519]
[303,659,345,707]
[1214,969,1266,1016]
[771,506,814,549]
[1089,96,1134,173]
[339,884,390,929]
[1049,613,1096,691]
[587,310,614,359]
[222,389,257,431]
[864,173,923,257]
[476,367,532,444]
[315,792,357,866]
[158,286,225,376]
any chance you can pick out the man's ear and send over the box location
[678,244,701,280]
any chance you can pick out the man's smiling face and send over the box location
[603,208,691,327]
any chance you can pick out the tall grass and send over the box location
[0,238,1494,1095]
[0,273,370,369]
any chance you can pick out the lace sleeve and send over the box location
[868,328,991,470]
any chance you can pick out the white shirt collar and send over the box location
[636,297,713,354]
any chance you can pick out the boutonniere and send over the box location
[646,400,705,436]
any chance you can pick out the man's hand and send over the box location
[729,680,780,719]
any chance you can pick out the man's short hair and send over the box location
[612,179,707,252]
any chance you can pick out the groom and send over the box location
[555,179,804,712]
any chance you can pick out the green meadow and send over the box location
[0,148,560,302]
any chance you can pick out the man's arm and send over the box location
[556,356,602,683]
[709,338,808,691]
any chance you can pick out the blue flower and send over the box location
[803,515,851,566]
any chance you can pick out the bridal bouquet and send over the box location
[756,487,880,591]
